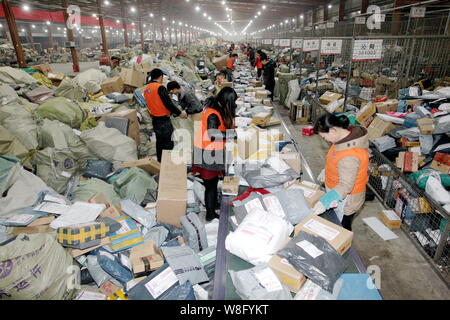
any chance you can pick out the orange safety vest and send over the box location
[325,144,369,195]
[226,57,236,70]
[194,108,226,151]
[143,82,171,117]
[255,56,263,69]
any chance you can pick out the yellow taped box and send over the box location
[57,221,110,250]
[294,214,353,255]
[268,255,307,293]
[380,210,402,229]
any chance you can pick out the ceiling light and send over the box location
[22,5,30,12]
[195,6,200,11]
[328,4,332,9]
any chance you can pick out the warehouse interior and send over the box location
[0,0,449,301]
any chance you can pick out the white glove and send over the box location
[312,201,326,216]
[317,169,325,184]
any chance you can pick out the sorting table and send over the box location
[212,104,373,300]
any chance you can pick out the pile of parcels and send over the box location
[0,44,239,300]
[0,40,44,67]
[217,61,381,301]
[289,61,450,253]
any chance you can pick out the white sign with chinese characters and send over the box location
[355,16,366,24]
[274,39,280,46]
[292,38,303,49]
[411,6,426,18]
[263,39,273,45]
[320,39,343,55]
[319,24,326,30]
[327,22,335,29]
[303,38,320,52]
[352,39,383,61]
[280,39,291,47]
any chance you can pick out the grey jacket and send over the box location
[178,89,203,115]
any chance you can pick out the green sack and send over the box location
[80,122,137,162]
[37,119,93,170]
[408,170,450,190]
[112,167,158,204]
[0,233,75,300]
[32,147,79,194]
[0,105,38,151]
[80,116,98,131]
[0,155,20,195]
[34,97,87,129]
[0,66,36,85]
[55,78,87,102]
[0,84,20,105]
[72,178,121,205]
[0,125,30,166]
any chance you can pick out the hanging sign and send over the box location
[326,22,335,29]
[320,39,343,55]
[292,39,303,49]
[274,39,280,46]
[303,39,320,52]
[295,28,302,32]
[280,39,291,47]
[263,39,273,45]
[411,7,426,18]
[352,39,383,61]
[319,24,326,30]
[304,26,312,31]
[355,17,366,24]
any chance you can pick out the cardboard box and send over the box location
[100,109,140,145]
[134,63,152,74]
[258,117,281,128]
[68,238,111,257]
[47,72,65,81]
[359,115,374,128]
[121,158,161,175]
[213,55,229,71]
[380,210,402,229]
[27,216,55,227]
[121,68,147,88]
[237,128,259,159]
[35,63,52,76]
[255,90,268,99]
[268,255,307,293]
[284,181,325,208]
[319,91,343,105]
[130,242,164,276]
[367,116,397,141]
[101,76,124,95]
[356,102,376,125]
[294,214,354,255]
[302,126,314,136]
[268,129,284,142]
[375,99,398,114]
[399,138,420,148]
[12,225,54,236]
[253,112,272,126]
[100,206,122,219]
[222,176,240,196]
[416,118,435,135]
[396,152,419,173]
[277,152,302,175]
[100,281,122,297]
[430,152,450,175]
[156,150,187,227]
[250,80,262,87]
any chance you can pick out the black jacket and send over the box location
[263,60,276,86]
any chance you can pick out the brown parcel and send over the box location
[69,238,111,258]
[375,99,398,114]
[253,112,272,126]
[12,225,54,236]
[100,109,140,145]
[237,128,259,160]
[222,176,240,196]
[294,214,353,255]
[416,118,435,135]
[156,150,187,227]
[27,216,55,227]
[255,90,268,99]
[356,102,376,125]
[134,63,152,74]
[284,181,325,208]
[367,116,397,141]
[319,91,343,105]
[88,193,122,219]
[380,210,402,230]
[101,76,124,95]
[122,158,161,175]
[121,68,147,88]
[130,242,164,275]
[268,255,307,293]
[272,152,302,175]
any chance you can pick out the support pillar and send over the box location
[62,0,80,72]
[339,0,346,22]
[138,0,145,50]
[26,24,35,49]
[120,0,129,47]
[97,0,109,56]
[2,0,26,67]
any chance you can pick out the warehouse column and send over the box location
[48,25,55,51]
[324,5,329,22]
[161,22,165,43]
[120,0,130,47]
[153,22,156,46]
[96,0,109,57]
[339,0,346,22]
[138,0,145,50]
[25,24,35,49]
[391,0,403,35]
[361,0,369,14]
[62,0,80,72]
[2,0,26,67]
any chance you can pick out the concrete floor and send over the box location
[277,105,450,300]
[50,62,100,76]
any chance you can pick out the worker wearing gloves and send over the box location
[193,87,238,221]
[144,68,188,163]
[312,114,369,231]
